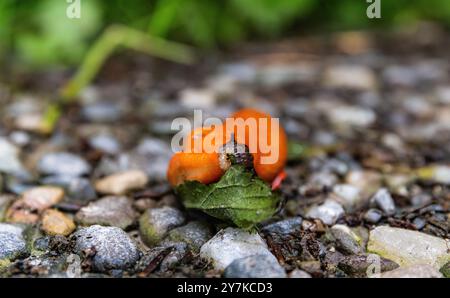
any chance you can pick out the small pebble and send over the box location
[306,200,345,225]
[38,152,91,177]
[76,196,136,229]
[363,209,383,224]
[370,188,396,216]
[139,207,186,247]
[72,225,140,272]
[41,209,76,236]
[330,224,362,255]
[95,170,148,195]
[224,254,286,278]
[200,227,275,271]
[163,221,213,252]
[0,223,27,261]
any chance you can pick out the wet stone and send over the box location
[200,227,275,271]
[370,188,396,216]
[223,254,286,278]
[163,221,214,253]
[0,223,27,261]
[72,225,140,272]
[95,170,148,195]
[38,152,91,177]
[139,207,186,247]
[368,226,450,269]
[76,196,136,230]
[41,209,76,236]
[306,200,345,226]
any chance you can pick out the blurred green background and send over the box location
[1,0,449,68]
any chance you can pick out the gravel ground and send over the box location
[0,26,449,278]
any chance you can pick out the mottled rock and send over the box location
[41,209,75,236]
[368,226,450,269]
[139,207,185,247]
[163,221,213,252]
[95,170,148,195]
[338,254,399,277]
[330,224,363,255]
[72,225,140,272]
[0,223,27,260]
[76,196,136,229]
[370,188,396,216]
[306,200,345,225]
[200,227,275,270]
[38,152,91,177]
[224,254,286,278]
[381,264,443,278]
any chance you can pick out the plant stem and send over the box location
[60,24,196,101]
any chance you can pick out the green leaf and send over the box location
[176,165,280,229]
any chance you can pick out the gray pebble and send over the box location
[38,152,91,177]
[163,221,213,252]
[364,209,383,224]
[330,224,362,255]
[306,200,345,225]
[88,134,121,155]
[72,225,140,272]
[370,188,396,216]
[224,254,286,278]
[139,207,186,247]
[261,217,302,235]
[0,224,27,261]
[76,196,136,229]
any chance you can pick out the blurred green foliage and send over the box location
[2,0,450,68]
